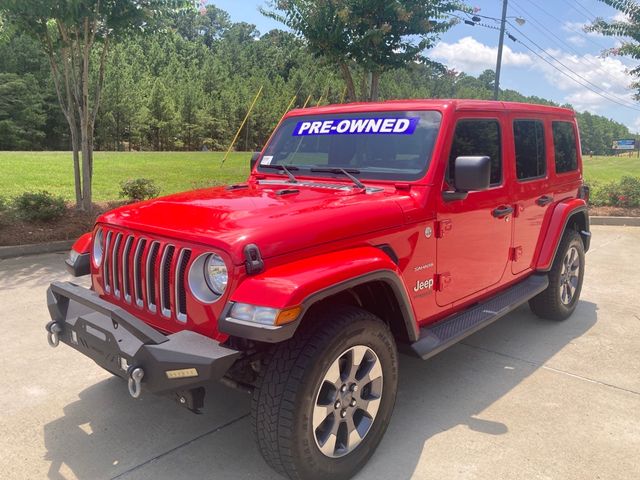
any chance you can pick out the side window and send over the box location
[449,119,502,186]
[552,121,578,173]
[513,120,546,180]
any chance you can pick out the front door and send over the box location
[435,116,513,306]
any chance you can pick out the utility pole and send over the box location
[494,0,509,100]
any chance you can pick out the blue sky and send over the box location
[212,0,640,132]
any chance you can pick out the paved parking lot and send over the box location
[1,225,639,480]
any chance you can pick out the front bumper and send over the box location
[46,281,241,403]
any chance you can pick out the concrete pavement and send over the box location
[1,225,638,480]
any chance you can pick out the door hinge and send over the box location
[513,204,523,218]
[435,272,452,291]
[435,219,452,238]
[510,246,523,262]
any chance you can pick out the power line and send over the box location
[559,0,597,23]
[521,0,611,51]
[509,0,626,87]
[505,20,640,112]
[447,8,640,112]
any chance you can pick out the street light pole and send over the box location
[494,0,509,100]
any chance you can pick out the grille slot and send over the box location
[160,245,175,318]
[133,238,147,307]
[175,249,192,322]
[146,241,160,312]
[112,233,123,298]
[103,231,113,293]
[122,236,134,303]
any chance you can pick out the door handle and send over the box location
[536,195,553,206]
[492,205,514,218]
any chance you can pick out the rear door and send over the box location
[510,116,553,274]
[435,114,513,306]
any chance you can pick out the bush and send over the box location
[119,178,161,202]
[0,196,7,212]
[12,191,67,222]
[586,176,640,208]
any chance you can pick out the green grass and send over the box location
[0,151,250,202]
[0,151,639,202]
[582,154,640,183]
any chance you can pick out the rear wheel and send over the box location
[252,306,398,480]
[529,229,585,320]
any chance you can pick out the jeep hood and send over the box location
[99,183,406,264]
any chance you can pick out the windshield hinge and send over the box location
[244,244,264,275]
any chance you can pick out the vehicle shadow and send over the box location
[42,300,597,480]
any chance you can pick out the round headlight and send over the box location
[204,253,228,295]
[92,228,103,267]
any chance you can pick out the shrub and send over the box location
[609,176,640,207]
[0,196,7,212]
[119,178,160,202]
[13,191,67,222]
[586,176,640,208]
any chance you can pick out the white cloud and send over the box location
[612,11,630,23]
[567,35,586,47]
[431,36,639,115]
[534,49,636,111]
[430,36,532,74]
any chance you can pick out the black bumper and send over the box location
[46,281,241,398]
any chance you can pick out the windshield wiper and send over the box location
[261,164,299,183]
[310,167,365,189]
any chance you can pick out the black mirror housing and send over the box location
[250,151,261,170]
[454,156,491,192]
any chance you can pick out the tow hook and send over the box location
[127,367,145,399]
[46,322,62,348]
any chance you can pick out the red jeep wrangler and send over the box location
[47,100,590,480]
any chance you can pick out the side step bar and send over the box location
[410,274,549,360]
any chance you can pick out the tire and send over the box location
[252,305,398,480]
[529,229,585,321]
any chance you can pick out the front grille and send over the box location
[101,228,192,322]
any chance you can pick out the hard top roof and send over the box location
[285,99,574,118]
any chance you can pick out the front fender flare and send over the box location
[219,246,418,343]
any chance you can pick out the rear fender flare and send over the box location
[219,246,418,343]
[535,199,589,272]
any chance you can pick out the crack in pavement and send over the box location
[110,412,250,479]
[460,342,640,397]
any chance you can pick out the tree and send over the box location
[0,1,193,210]
[262,0,460,101]
[588,1,640,98]
[0,73,46,149]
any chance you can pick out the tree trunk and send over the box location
[80,18,93,212]
[370,71,380,102]
[339,62,357,102]
[70,119,82,208]
[360,71,369,101]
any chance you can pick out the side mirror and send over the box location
[250,151,261,170]
[444,156,491,201]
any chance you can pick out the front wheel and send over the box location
[252,306,398,480]
[529,229,585,320]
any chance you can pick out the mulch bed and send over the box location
[589,206,640,217]
[0,202,125,247]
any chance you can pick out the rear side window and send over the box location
[513,120,546,180]
[552,121,578,173]
[449,119,502,185]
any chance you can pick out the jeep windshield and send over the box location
[257,110,442,182]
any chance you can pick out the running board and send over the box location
[410,274,549,360]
